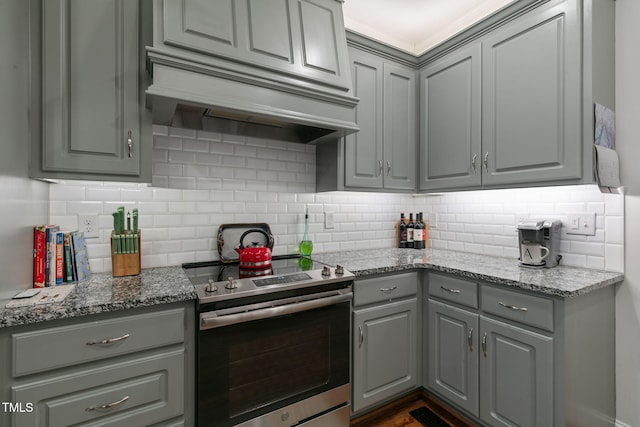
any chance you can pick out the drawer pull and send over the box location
[440,286,461,294]
[379,286,397,293]
[86,333,130,346]
[467,327,473,352]
[86,395,129,412]
[499,301,528,312]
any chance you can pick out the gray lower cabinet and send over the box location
[425,272,615,427]
[352,272,419,414]
[419,0,614,191]
[317,45,416,192]
[30,0,151,182]
[479,316,553,427]
[0,302,195,427]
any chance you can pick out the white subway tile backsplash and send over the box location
[51,128,624,273]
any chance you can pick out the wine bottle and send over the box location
[398,213,407,248]
[414,213,425,249]
[407,213,415,248]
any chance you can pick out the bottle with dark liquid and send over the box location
[407,213,415,248]
[398,213,407,248]
[414,213,425,249]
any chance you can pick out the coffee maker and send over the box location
[517,220,562,268]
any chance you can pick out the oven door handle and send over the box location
[200,290,353,330]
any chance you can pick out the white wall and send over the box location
[0,0,49,302]
[614,1,640,425]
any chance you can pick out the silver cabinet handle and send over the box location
[86,333,130,346]
[499,301,528,312]
[86,395,129,412]
[379,286,397,293]
[482,332,487,357]
[440,286,461,294]
[127,130,133,158]
[468,327,473,352]
[359,326,364,348]
[378,160,383,176]
[483,152,489,172]
[471,153,477,174]
[386,160,391,176]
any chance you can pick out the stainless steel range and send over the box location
[183,255,354,427]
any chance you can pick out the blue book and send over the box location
[71,231,92,281]
[44,225,60,287]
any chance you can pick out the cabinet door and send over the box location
[162,0,352,92]
[344,49,384,189]
[42,0,141,176]
[419,43,482,190]
[383,63,416,190]
[479,316,553,427]
[427,300,479,416]
[352,298,417,412]
[481,0,581,186]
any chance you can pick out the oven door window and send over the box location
[198,301,349,426]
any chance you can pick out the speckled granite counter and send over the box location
[0,266,196,329]
[311,248,623,298]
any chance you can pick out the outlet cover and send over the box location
[566,212,596,236]
[78,214,100,238]
[324,211,335,229]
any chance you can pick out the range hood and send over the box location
[144,0,360,144]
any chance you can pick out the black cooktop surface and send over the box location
[182,255,319,286]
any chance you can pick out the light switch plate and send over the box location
[566,212,596,236]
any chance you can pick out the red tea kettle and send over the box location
[235,229,273,269]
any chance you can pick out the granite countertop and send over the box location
[311,248,624,298]
[0,267,196,329]
[0,248,624,329]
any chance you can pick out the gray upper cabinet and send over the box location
[418,0,614,192]
[481,0,581,186]
[161,0,351,92]
[30,0,151,182]
[318,44,417,192]
[344,49,384,188]
[419,43,481,191]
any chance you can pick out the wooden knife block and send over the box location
[111,231,141,277]
[394,220,429,248]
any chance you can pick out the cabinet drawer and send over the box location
[428,273,478,308]
[12,349,184,427]
[12,308,185,377]
[354,272,418,306]
[481,285,554,332]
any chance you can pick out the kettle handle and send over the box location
[238,228,273,249]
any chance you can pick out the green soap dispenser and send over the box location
[300,207,313,256]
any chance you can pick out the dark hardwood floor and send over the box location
[350,391,477,427]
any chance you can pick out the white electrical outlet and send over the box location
[78,214,100,238]
[324,211,335,229]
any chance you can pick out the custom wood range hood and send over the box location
[145,0,359,144]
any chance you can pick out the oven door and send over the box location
[197,295,351,427]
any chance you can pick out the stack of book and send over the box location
[33,226,91,288]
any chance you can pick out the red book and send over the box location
[33,226,46,288]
